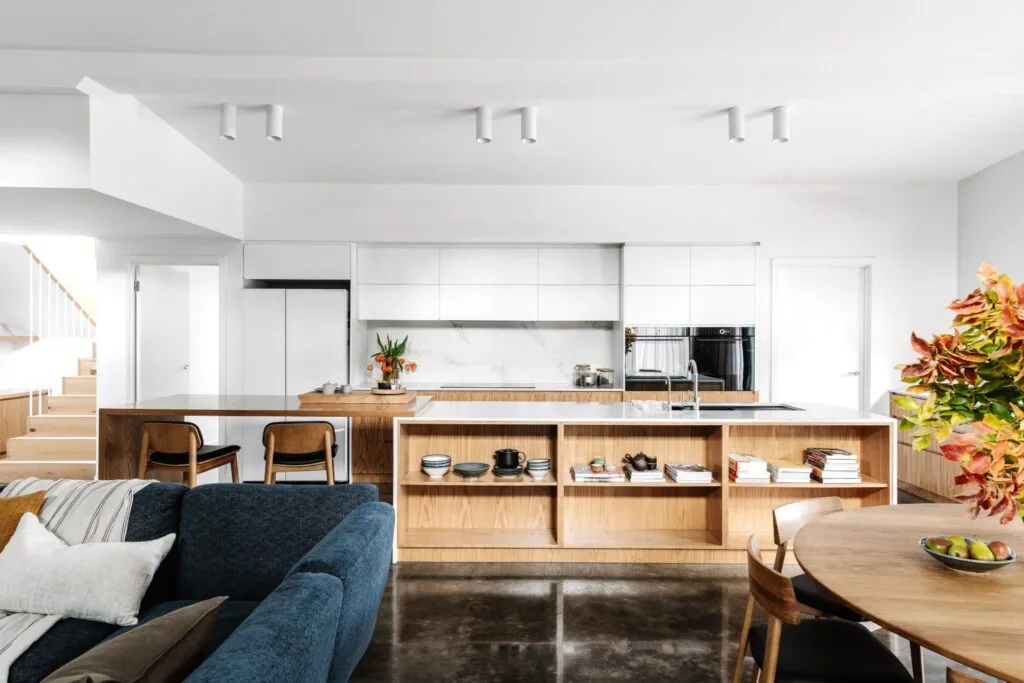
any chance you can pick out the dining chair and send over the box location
[732,535,915,683]
[946,668,985,683]
[262,421,338,485]
[139,421,240,487]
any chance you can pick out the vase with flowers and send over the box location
[897,263,1024,524]
[366,333,418,390]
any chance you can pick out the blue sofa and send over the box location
[9,483,394,683]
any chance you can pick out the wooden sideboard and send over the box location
[888,391,960,503]
[0,390,48,455]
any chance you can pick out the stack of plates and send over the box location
[493,465,524,477]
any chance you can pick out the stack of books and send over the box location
[625,464,665,483]
[571,464,627,483]
[804,447,861,484]
[766,459,812,484]
[728,453,770,484]
[666,463,714,484]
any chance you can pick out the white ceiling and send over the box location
[4,1,1024,184]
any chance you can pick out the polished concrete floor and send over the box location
[351,562,995,682]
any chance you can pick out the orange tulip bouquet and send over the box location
[897,263,1024,524]
[366,333,417,389]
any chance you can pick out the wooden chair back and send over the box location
[142,421,202,454]
[772,496,843,569]
[747,535,801,626]
[946,669,985,683]
[262,421,334,454]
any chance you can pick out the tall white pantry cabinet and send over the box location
[239,288,350,482]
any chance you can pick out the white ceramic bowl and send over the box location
[527,469,550,479]
[421,454,452,466]
[422,464,451,478]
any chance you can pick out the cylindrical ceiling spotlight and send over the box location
[772,105,791,143]
[521,106,537,144]
[728,106,746,143]
[265,104,283,142]
[475,106,492,144]
[219,104,237,141]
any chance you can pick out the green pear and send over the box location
[969,539,996,561]
[925,537,952,554]
[947,544,969,559]
[948,535,968,547]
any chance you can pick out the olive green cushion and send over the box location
[41,596,226,683]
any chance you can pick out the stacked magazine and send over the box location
[766,459,812,484]
[571,464,627,483]
[804,447,861,484]
[665,463,714,484]
[728,453,770,484]
[625,464,665,483]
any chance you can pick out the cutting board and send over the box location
[298,389,418,405]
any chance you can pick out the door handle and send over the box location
[183,364,190,370]
[845,370,862,376]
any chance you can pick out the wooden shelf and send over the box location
[401,470,556,486]
[565,529,719,550]
[404,528,557,548]
[564,477,721,488]
[728,475,887,489]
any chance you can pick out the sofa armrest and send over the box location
[289,501,394,683]
[185,572,342,683]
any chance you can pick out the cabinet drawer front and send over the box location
[244,243,351,280]
[624,285,690,325]
[538,247,620,285]
[690,286,755,325]
[439,285,538,321]
[538,285,620,321]
[358,285,439,320]
[690,246,756,285]
[358,247,439,284]
[623,246,691,285]
[438,247,539,284]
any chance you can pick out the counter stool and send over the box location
[732,535,914,683]
[138,421,240,487]
[262,421,337,485]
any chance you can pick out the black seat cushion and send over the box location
[150,444,240,466]
[9,618,117,683]
[266,443,339,466]
[792,573,865,621]
[749,619,913,683]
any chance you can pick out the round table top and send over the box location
[795,504,1024,683]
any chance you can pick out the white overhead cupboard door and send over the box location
[624,286,690,325]
[243,243,352,280]
[439,248,538,284]
[358,284,439,320]
[623,246,691,285]
[539,247,620,285]
[690,246,756,285]
[538,285,620,321]
[690,286,756,326]
[439,285,538,321]
[358,247,439,284]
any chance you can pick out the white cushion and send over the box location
[0,513,174,626]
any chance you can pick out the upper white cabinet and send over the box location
[624,286,690,325]
[691,246,756,285]
[439,285,538,321]
[358,284,439,321]
[690,285,756,325]
[244,242,351,280]
[358,246,439,284]
[538,247,620,285]
[623,246,691,285]
[439,248,538,285]
[538,285,619,321]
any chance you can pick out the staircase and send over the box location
[0,344,97,481]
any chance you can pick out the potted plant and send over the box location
[367,333,417,389]
[897,263,1024,524]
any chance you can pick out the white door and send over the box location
[135,266,190,401]
[771,263,868,410]
[240,289,287,481]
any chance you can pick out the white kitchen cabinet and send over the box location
[538,285,620,321]
[244,242,351,280]
[623,246,691,285]
[240,290,285,482]
[285,290,349,393]
[538,247,620,285]
[624,285,690,325]
[690,285,756,325]
[357,284,439,320]
[690,246,756,285]
[439,247,538,284]
[358,246,439,284]
[439,285,538,321]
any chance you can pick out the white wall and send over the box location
[957,150,1024,294]
[246,182,959,411]
[0,94,89,189]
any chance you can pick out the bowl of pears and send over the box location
[920,535,1017,573]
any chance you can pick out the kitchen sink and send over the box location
[669,403,803,411]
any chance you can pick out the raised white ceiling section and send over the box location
[0,94,89,188]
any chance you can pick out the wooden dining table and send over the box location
[795,504,1024,683]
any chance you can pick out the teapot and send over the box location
[624,452,656,472]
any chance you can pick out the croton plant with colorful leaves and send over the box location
[896,263,1024,524]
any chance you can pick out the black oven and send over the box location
[625,326,755,392]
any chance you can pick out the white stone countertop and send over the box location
[357,382,624,393]
[396,401,895,425]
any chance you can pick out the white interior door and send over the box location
[771,263,868,410]
[136,265,190,401]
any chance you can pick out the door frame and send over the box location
[768,257,873,411]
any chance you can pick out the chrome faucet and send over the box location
[638,369,672,411]
[685,359,700,410]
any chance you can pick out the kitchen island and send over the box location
[392,401,895,563]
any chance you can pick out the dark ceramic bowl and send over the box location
[453,462,489,478]
[919,537,1017,573]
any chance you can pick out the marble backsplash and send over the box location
[363,322,618,385]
